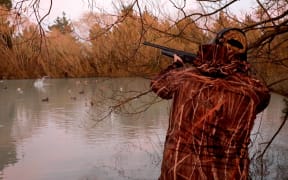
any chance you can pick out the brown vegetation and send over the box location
[0,1,287,96]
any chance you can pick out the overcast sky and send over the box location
[26,0,255,25]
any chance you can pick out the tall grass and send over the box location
[0,7,287,97]
[0,8,205,79]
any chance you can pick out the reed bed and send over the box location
[0,8,287,96]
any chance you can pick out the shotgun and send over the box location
[143,41,197,64]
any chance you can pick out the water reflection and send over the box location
[0,78,287,180]
[250,93,288,179]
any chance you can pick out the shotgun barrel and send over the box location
[143,41,197,63]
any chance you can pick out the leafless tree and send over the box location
[7,0,288,179]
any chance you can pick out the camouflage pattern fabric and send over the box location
[151,44,270,180]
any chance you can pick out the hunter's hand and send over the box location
[173,54,184,67]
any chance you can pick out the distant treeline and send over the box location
[0,5,287,95]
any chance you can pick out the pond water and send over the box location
[0,77,287,180]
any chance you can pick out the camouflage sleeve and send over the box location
[249,78,271,114]
[256,86,271,114]
[150,64,182,100]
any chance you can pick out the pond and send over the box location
[0,77,287,180]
